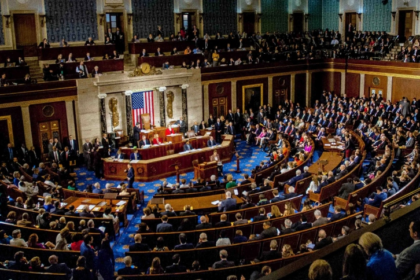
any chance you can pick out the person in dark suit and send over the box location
[101,133,109,157]
[115,27,125,54]
[313,229,333,250]
[85,37,95,46]
[253,207,268,222]
[212,250,235,269]
[256,221,278,239]
[133,123,141,144]
[173,233,194,250]
[258,240,281,261]
[215,118,224,143]
[338,177,355,199]
[60,146,71,170]
[179,205,196,216]
[130,149,142,161]
[218,191,237,212]
[395,219,420,279]
[165,254,187,273]
[64,205,80,217]
[329,206,346,222]
[82,139,92,170]
[139,135,151,148]
[195,232,215,248]
[207,136,217,147]
[226,122,235,135]
[215,214,230,227]
[117,256,139,275]
[279,169,304,190]
[281,219,296,235]
[128,233,150,252]
[177,116,187,134]
[196,216,212,229]
[123,163,135,188]
[92,65,102,77]
[38,38,50,49]
[183,140,193,151]
[294,215,312,231]
[67,135,78,157]
[156,215,174,232]
[4,143,15,162]
[335,165,348,180]
[160,204,177,217]
[45,255,71,276]
[240,173,251,185]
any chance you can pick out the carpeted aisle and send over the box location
[72,140,322,271]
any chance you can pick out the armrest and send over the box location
[334,196,348,210]
[363,204,380,219]
[308,191,320,202]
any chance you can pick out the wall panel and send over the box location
[45,0,98,42]
[0,107,24,148]
[29,102,68,152]
[208,82,232,118]
[272,75,291,109]
[203,0,237,35]
[392,77,420,104]
[363,0,392,32]
[308,0,322,31]
[236,78,268,113]
[364,74,388,100]
[322,0,339,30]
[132,0,174,38]
[295,73,306,107]
[261,0,288,33]
[345,73,360,98]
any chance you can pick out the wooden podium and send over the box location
[194,161,218,181]
[166,133,183,144]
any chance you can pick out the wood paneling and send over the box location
[236,78,269,112]
[0,107,24,148]
[345,73,360,98]
[13,14,37,47]
[272,75,291,109]
[295,73,306,107]
[29,102,68,151]
[364,74,388,100]
[208,82,232,118]
[392,77,420,103]
[311,72,340,107]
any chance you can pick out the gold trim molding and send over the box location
[0,96,77,109]
[347,70,420,80]
[0,115,14,145]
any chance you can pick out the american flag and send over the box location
[132,91,155,127]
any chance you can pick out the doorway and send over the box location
[39,121,60,155]
[243,12,255,36]
[293,13,304,33]
[212,97,228,118]
[105,13,124,33]
[13,14,37,56]
[274,88,288,109]
[398,10,413,42]
[345,13,357,39]
[182,12,197,36]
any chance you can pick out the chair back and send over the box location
[141,114,151,130]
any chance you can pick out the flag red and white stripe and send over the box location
[132,91,155,127]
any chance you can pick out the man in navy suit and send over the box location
[125,163,134,188]
[279,169,303,190]
[307,121,317,133]
[130,148,142,161]
[183,140,193,151]
[165,254,187,272]
[5,143,14,162]
[364,186,387,208]
[67,135,78,157]
[215,118,224,143]
[174,233,194,250]
[139,135,151,148]
[45,255,71,277]
[207,136,217,147]
[156,215,174,232]
[218,191,236,212]
[270,189,283,203]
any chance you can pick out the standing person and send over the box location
[83,139,93,170]
[133,122,141,146]
[125,163,134,188]
[115,27,125,55]
[215,118,224,143]
[101,133,109,157]
[96,239,115,280]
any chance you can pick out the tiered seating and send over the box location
[0,268,67,280]
[363,168,420,219]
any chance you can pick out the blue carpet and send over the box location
[73,140,292,270]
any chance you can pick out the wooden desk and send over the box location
[321,137,345,151]
[147,193,243,213]
[139,127,179,142]
[103,135,235,182]
[38,45,117,60]
[308,152,344,174]
[140,54,203,67]
[121,135,211,159]
[46,59,124,79]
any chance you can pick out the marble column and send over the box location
[203,84,209,119]
[181,84,189,128]
[290,74,296,102]
[268,76,273,106]
[158,87,167,127]
[341,72,346,96]
[387,76,393,102]
[20,105,33,148]
[98,93,107,134]
[231,81,237,110]
[65,100,76,137]
[125,91,133,137]
[359,73,365,98]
